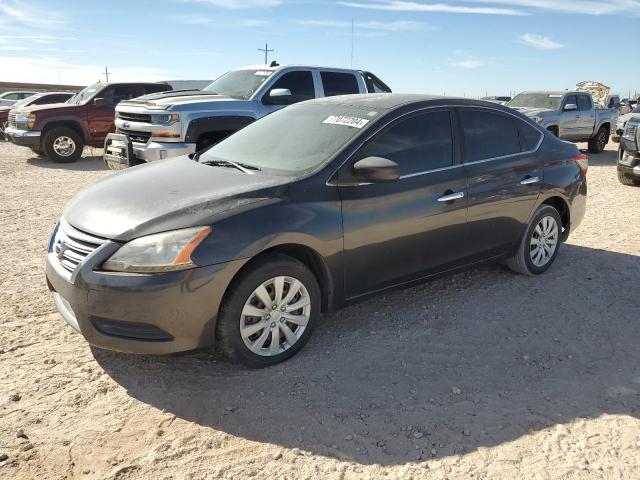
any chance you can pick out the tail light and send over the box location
[575,153,588,175]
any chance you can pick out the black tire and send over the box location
[588,126,608,154]
[43,127,84,163]
[216,253,321,368]
[506,205,563,276]
[617,169,640,186]
[29,146,43,157]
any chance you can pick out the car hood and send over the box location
[118,90,236,109]
[510,107,552,117]
[11,102,79,116]
[63,157,291,241]
[617,112,640,125]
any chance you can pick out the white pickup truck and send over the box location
[104,64,391,169]
[507,90,618,153]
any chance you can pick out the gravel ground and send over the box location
[1,140,639,480]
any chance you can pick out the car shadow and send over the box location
[26,148,107,171]
[94,244,640,467]
[577,143,619,167]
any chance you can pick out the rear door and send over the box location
[459,108,542,261]
[319,71,362,96]
[338,109,469,298]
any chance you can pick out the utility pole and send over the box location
[350,18,354,68]
[258,43,274,65]
[102,66,111,83]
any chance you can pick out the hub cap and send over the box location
[530,216,559,267]
[53,136,76,157]
[240,276,311,357]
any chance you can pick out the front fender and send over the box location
[184,115,256,143]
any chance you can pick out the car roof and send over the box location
[235,64,360,73]
[518,91,588,96]
[306,93,519,111]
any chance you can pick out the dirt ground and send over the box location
[1,139,639,480]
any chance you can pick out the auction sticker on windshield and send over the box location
[323,115,370,129]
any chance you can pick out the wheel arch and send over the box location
[540,196,570,241]
[41,119,87,142]
[184,115,256,151]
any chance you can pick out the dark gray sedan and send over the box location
[46,94,587,367]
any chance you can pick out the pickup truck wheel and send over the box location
[216,253,320,368]
[617,169,640,186]
[29,146,43,157]
[588,127,608,154]
[43,127,83,163]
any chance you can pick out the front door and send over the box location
[86,85,141,143]
[576,94,596,138]
[559,94,580,139]
[338,109,469,298]
[458,108,542,260]
[258,70,317,117]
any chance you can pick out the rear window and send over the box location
[321,72,360,97]
[518,120,543,151]
[460,109,521,162]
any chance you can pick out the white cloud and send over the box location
[338,1,526,16]
[188,0,283,8]
[292,19,433,31]
[463,0,640,15]
[176,14,271,27]
[0,0,65,28]
[449,59,485,69]
[520,33,564,49]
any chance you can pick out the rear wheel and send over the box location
[216,254,321,368]
[43,127,84,163]
[506,205,562,276]
[588,127,608,154]
[617,169,640,186]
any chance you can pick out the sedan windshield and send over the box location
[10,94,38,108]
[67,84,102,105]
[203,70,274,100]
[508,93,563,110]
[199,103,380,174]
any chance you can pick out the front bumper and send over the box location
[133,140,196,162]
[104,132,195,168]
[46,242,246,354]
[5,126,41,147]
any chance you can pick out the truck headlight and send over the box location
[150,113,180,125]
[16,113,36,129]
[102,226,211,273]
[623,120,638,142]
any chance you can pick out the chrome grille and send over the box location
[117,111,151,123]
[52,219,107,278]
[8,112,17,128]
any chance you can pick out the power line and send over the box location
[258,43,274,65]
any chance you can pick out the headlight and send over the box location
[102,226,211,273]
[623,120,638,142]
[15,113,36,129]
[150,113,180,125]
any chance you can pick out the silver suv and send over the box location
[104,64,390,168]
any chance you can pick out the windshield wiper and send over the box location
[198,157,260,174]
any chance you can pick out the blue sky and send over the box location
[0,0,638,98]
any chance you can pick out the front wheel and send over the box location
[588,127,608,154]
[43,127,84,163]
[506,205,562,276]
[617,169,640,186]
[216,254,321,368]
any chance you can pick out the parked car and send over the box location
[5,82,172,162]
[47,94,587,367]
[617,117,640,186]
[612,106,640,142]
[0,92,74,140]
[481,96,511,105]
[507,91,618,153]
[103,64,391,169]
[0,90,38,107]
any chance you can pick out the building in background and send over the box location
[0,81,84,95]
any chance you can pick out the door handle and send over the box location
[437,191,465,202]
[520,176,540,185]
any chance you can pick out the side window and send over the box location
[577,95,592,111]
[101,86,139,106]
[4,93,20,100]
[608,96,618,108]
[362,72,392,93]
[563,95,578,109]
[33,96,53,105]
[320,72,360,97]
[361,110,453,176]
[143,84,170,95]
[518,120,543,151]
[269,71,315,102]
[460,109,521,162]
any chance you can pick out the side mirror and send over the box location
[264,88,293,105]
[563,103,577,112]
[353,156,400,183]
[93,97,107,107]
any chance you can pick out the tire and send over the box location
[43,127,84,163]
[588,126,608,154]
[617,169,640,186]
[29,146,43,157]
[506,205,563,276]
[216,253,321,368]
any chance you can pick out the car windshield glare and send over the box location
[203,70,274,100]
[199,103,379,174]
[68,84,101,105]
[11,94,39,108]
[508,93,563,110]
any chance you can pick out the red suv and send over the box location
[6,82,172,162]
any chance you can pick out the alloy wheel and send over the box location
[53,136,76,157]
[529,215,559,267]
[240,276,311,356]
